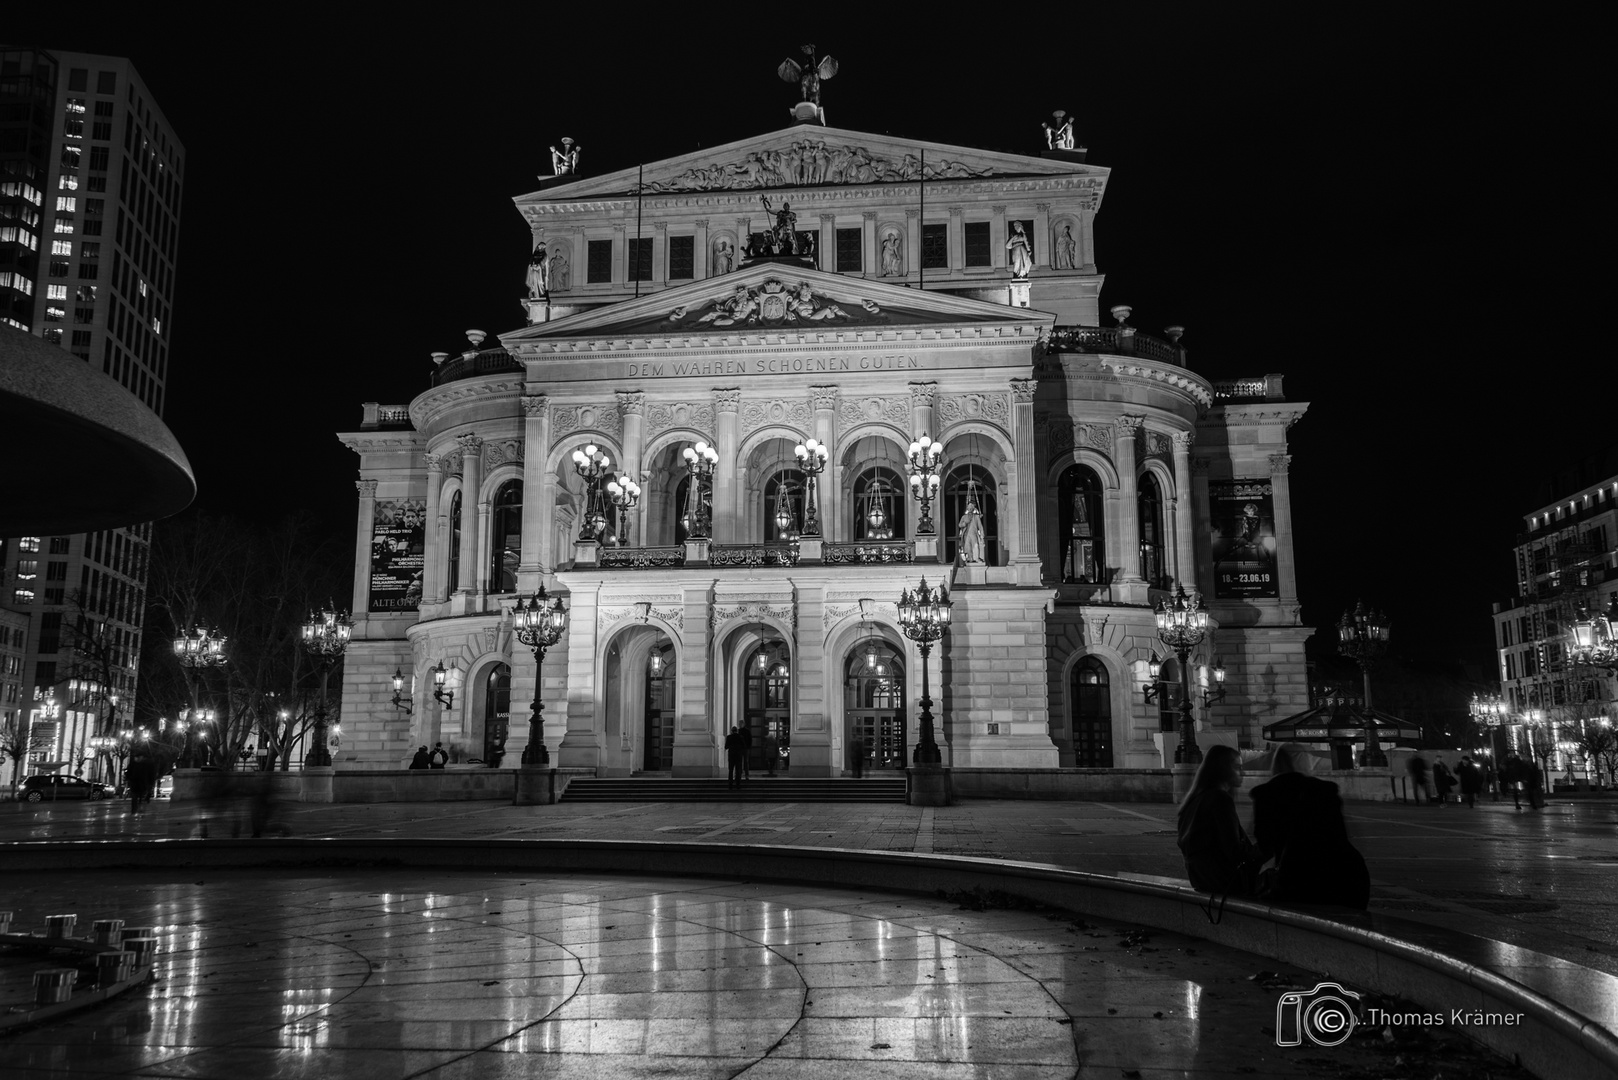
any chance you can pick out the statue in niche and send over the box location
[550,138,580,175]
[1006,220,1033,279]
[880,230,904,277]
[525,242,549,299]
[1053,224,1077,270]
[549,249,569,290]
[957,485,987,566]
[1042,111,1076,150]
[778,44,838,105]
[761,195,797,254]
[712,237,735,275]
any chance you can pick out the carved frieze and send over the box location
[549,402,623,447]
[822,598,900,631]
[710,600,797,635]
[937,392,1011,428]
[1146,431,1173,458]
[636,143,995,194]
[598,603,686,633]
[837,395,911,429]
[483,438,525,471]
[739,397,814,436]
[646,401,716,438]
[675,276,879,327]
[1041,421,1115,458]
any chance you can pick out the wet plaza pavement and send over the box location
[3,793,1614,1077]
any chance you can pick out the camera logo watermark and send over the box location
[1275,982,1361,1047]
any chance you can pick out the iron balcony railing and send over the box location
[432,347,524,386]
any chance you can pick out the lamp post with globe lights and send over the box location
[1471,691,1509,761]
[513,585,569,767]
[300,605,352,767]
[793,438,829,537]
[681,442,719,540]
[1338,601,1391,766]
[1155,583,1211,765]
[173,627,227,766]
[897,577,951,767]
[906,434,944,536]
[571,444,613,542]
[603,473,642,547]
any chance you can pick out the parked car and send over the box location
[21,775,112,802]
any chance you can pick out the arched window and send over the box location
[763,468,807,541]
[1070,656,1113,767]
[1138,471,1167,589]
[447,490,463,592]
[483,663,511,764]
[942,464,999,566]
[489,480,522,594]
[1058,466,1106,584]
[853,466,905,541]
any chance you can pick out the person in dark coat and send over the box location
[1457,755,1484,809]
[1522,755,1544,809]
[1177,745,1261,896]
[429,742,449,769]
[1406,754,1431,805]
[738,725,752,781]
[851,737,865,778]
[1431,757,1455,806]
[724,725,746,790]
[409,746,431,770]
[1249,749,1371,909]
[1502,753,1525,809]
[126,752,157,814]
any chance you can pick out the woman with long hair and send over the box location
[1177,744,1261,895]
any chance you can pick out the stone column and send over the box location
[904,209,919,279]
[671,583,715,776]
[811,386,839,542]
[819,213,835,272]
[1078,210,1096,271]
[861,212,877,277]
[352,479,377,616]
[1113,416,1144,585]
[713,388,742,543]
[908,381,937,442]
[947,207,963,269]
[1034,203,1052,269]
[1172,431,1196,590]
[422,454,444,604]
[618,391,646,545]
[736,216,750,257]
[520,395,549,581]
[991,205,1008,272]
[693,219,709,279]
[650,222,667,286]
[1192,458,1213,594]
[557,583,599,769]
[456,434,483,593]
[1010,379,1041,581]
[1270,453,1298,604]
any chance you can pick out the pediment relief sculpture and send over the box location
[636,142,994,194]
[671,277,879,328]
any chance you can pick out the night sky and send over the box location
[9,10,1605,676]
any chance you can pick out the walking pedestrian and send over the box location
[1406,754,1432,805]
[1250,748,1370,908]
[1486,759,1500,801]
[1524,757,1544,809]
[1502,753,1525,809]
[1432,757,1455,807]
[724,725,746,790]
[1457,755,1483,809]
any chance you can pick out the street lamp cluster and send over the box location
[681,441,720,540]
[513,584,569,766]
[1149,583,1213,765]
[603,474,642,546]
[1338,600,1391,766]
[793,438,828,536]
[896,576,951,765]
[572,444,613,542]
[301,604,352,767]
[906,434,944,535]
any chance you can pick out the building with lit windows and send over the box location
[0,47,180,777]
[337,119,1311,789]
[1491,450,1618,779]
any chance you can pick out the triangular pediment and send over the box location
[516,124,1105,204]
[501,263,1051,349]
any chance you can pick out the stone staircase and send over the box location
[561,775,907,803]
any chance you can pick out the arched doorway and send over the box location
[845,640,906,771]
[483,663,511,765]
[1070,656,1113,767]
[644,640,676,771]
[744,641,791,772]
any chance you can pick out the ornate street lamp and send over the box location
[681,441,719,539]
[572,444,613,541]
[897,576,952,765]
[793,438,829,537]
[513,585,569,766]
[1155,583,1211,765]
[604,473,642,547]
[1338,600,1390,766]
[1571,596,1618,670]
[390,668,413,713]
[300,604,352,768]
[432,661,455,708]
[173,626,227,668]
[906,434,944,535]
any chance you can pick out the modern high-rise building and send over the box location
[0,47,182,780]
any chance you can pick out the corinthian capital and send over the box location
[521,394,548,417]
[908,381,938,408]
[617,390,645,415]
[456,433,484,453]
[1172,430,1195,453]
[1010,378,1038,403]
[1269,453,1292,476]
[356,479,379,498]
[713,388,742,413]
[1115,414,1146,435]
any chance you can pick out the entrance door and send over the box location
[744,642,791,772]
[643,646,675,771]
[484,664,511,765]
[1071,656,1113,767]
[845,642,906,770]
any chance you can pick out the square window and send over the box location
[586,239,612,284]
[42,328,62,345]
[76,285,96,302]
[668,235,694,280]
[74,307,94,323]
[46,284,67,300]
[45,305,64,322]
[77,263,98,279]
[68,69,88,91]
[964,222,991,267]
[97,71,116,94]
[93,101,114,117]
[71,330,92,346]
[835,228,861,272]
[922,223,948,269]
[627,237,652,282]
[88,147,109,172]
[87,176,106,192]
[84,199,103,217]
[91,122,112,141]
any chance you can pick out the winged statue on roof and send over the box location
[778,44,838,105]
